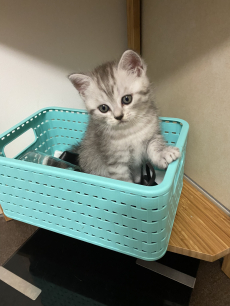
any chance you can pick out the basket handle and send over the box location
[0,118,38,158]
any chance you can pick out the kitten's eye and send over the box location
[122,95,132,105]
[98,104,110,113]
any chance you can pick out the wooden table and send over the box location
[168,179,230,278]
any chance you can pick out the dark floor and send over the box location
[0,216,37,266]
[189,260,230,306]
[0,217,230,306]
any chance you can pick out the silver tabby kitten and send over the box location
[69,50,180,183]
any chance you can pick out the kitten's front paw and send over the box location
[156,146,181,169]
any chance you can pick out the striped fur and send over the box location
[69,50,180,183]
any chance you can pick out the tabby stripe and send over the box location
[137,89,150,96]
[107,161,128,166]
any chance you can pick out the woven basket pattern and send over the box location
[0,108,189,261]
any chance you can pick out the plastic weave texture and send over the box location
[0,107,189,261]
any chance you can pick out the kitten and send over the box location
[68,50,180,183]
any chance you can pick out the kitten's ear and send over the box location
[118,50,146,77]
[68,74,91,97]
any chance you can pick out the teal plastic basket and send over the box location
[0,107,189,261]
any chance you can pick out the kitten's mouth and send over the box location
[110,119,129,128]
[118,118,129,123]
[118,120,127,124]
[117,120,131,127]
[111,120,127,129]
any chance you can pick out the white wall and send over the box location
[0,0,127,134]
[142,0,230,209]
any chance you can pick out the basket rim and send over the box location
[0,106,189,197]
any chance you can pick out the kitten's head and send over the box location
[69,50,151,128]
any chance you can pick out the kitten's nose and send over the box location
[114,114,123,121]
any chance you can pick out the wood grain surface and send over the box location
[168,179,230,262]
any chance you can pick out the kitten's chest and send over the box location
[105,120,155,163]
[110,132,146,163]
